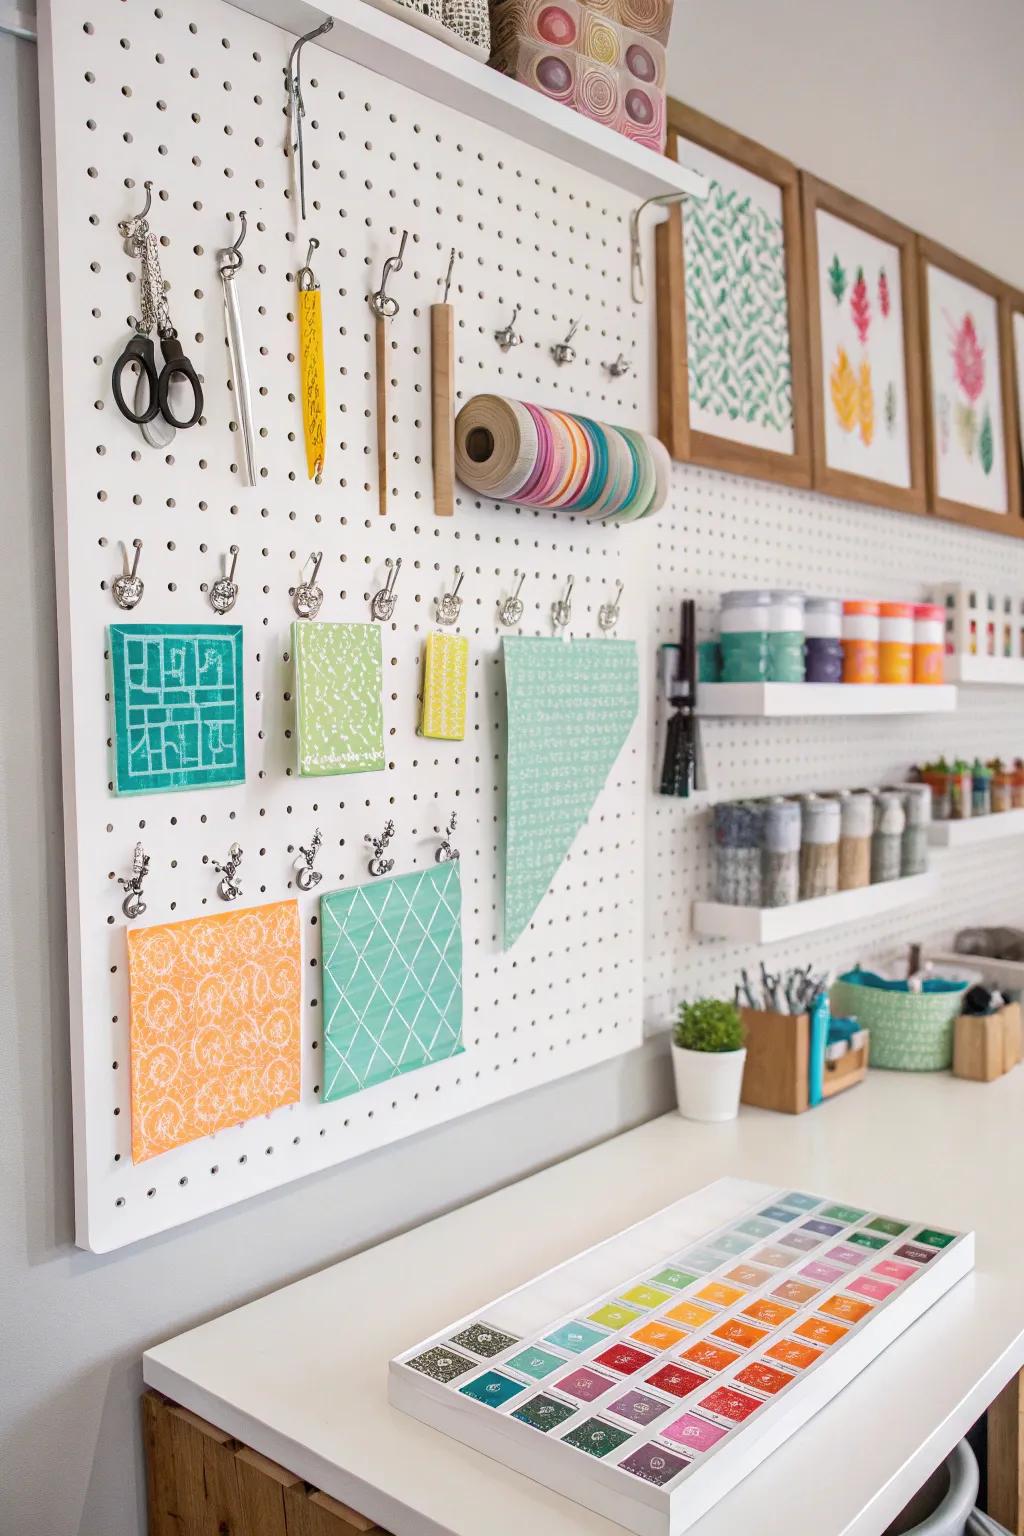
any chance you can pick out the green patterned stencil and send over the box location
[502,637,638,948]
[684,179,793,434]
[320,861,463,1101]
[293,620,384,776]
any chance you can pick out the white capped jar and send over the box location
[719,590,771,634]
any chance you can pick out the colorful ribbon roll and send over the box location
[454,395,669,522]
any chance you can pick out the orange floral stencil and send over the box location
[127,900,302,1162]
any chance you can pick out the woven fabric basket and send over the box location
[831,969,968,1071]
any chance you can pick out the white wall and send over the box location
[2,4,1024,1534]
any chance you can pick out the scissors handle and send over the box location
[112,333,161,424]
[157,336,204,429]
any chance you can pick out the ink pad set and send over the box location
[390,1178,972,1534]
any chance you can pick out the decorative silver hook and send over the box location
[598,580,624,632]
[494,305,523,352]
[371,557,402,622]
[439,247,456,305]
[212,842,243,901]
[294,827,323,891]
[365,820,395,878]
[434,812,460,864]
[435,567,464,627]
[118,180,153,249]
[498,570,526,628]
[552,575,575,633]
[286,17,334,221]
[218,210,247,278]
[118,842,151,920]
[293,550,324,619]
[369,231,408,320]
[297,236,320,292]
[551,318,580,367]
[210,546,239,614]
[605,352,631,378]
[112,539,144,610]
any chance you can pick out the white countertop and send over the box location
[144,1069,1024,1536]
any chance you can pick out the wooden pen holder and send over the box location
[953,1002,1022,1082]
[740,1007,869,1114]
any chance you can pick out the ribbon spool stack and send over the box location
[454,394,670,522]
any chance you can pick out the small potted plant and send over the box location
[672,998,746,1123]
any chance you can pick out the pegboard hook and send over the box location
[293,550,324,619]
[369,231,409,320]
[434,813,460,865]
[498,570,526,628]
[118,180,153,248]
[118,842,151,921]
[435,567,464,627]
[371,557,402,622]
[494,305,523,352]
[209,546,240,614]
[551,318,580,367]
[440,247,456,305]
[294,827,323,891]
[552,575,575,634]
[212,842,244,902]
[218,210,247,278]
[286,17,335,221]
[297,237,320,292]
[629,188,706,304]
[112,539,145,611]
[365,820,396,879]
[598,581,624,632]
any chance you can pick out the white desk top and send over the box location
[144,1070,1024,1536]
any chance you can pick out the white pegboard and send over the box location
[37,0,656,1251]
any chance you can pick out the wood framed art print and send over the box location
[918,239,1022,535]
[802,176,927,515]
[1006,285,1024,514]
[655,102,812,489]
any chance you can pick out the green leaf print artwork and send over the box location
[979,406,994,475]
[684,179,793,436]
[828,254,847,304]
[884,381,898,436]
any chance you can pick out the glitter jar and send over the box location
[842,600,881,685]
[714,800,765,907]
[767,591,806,683]
[871,791,906,883]
[761,797,801,907]
[898,783,932,876]
[799,795,840,901]
[837,791,873,891]
[804,597,843,684]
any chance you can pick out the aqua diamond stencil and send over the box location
[320,862,463,1101]
[109,624,245,795]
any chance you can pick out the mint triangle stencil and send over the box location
[502,637,638,948]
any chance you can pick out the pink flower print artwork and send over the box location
[878,268,891,319]
[850,268,871,345]
[951,314,985,403]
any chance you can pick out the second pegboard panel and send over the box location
[38,0,655,1250]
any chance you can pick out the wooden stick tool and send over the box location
[369,230,408,517]
[431,248,457,517]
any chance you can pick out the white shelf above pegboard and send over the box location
[945,655,1024,687]
[223,0,709,200]
[697,683,958,717]
[928,809,1024,847]
[693,873,938,945]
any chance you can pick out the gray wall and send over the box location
[3,4,1024,1534]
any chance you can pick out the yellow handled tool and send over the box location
[296,237,326,482]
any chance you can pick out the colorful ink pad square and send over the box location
[505,1346,568,1381]
[554,1367,616,1402]
[825,1244,865,1266]
[774,1278,819,1304]
[561,1418,632,1459]
[741,1298,795,1328]
[512,1394,577,1432]
[695,1281,744,1309]
[620,1284,672,1310]
[650,1267,697,1290]
[847,1231,888,1252]
[661,1412,729,1452]
[646,1365,706,1400]
[867,1216,909,1237]
[800,1261,845,1284]
[707,1232,753,1256]
[915,1228,955,1249]
[588,1303,642,1330]
[873,1259,916,1283]
[631,1321,686,1352]
[896,1242,937,1264]
[109,623,246,795]
[711,1319,768,1351]
[618,1443,690,1485]
[544,1321,607,1354]
[607,1389,672,1427]
[406,1346,476,1383]
[450,1322,519,1358]
[780,1230,821,1252]
[735,1217,779,1239]
[765,1338,822,1370]
[760,1205,798,1223]
[849,1275,896,1301]
[780,1192,821,1211]
[751,1247,793,1270]
[735,1361,794,1396]
[680,1247,730,1272]
[726,1263,774,1289]
[820,1294,873,1324]
[460,1371,526,1407]
[821,1203,867,1224]
[681,1340,739,1372]
[802,1219,844,1237]
[665,1300,716,1329]
[594,1344,655,1377]
[795,1317,847,1347]
[699,1386,762,1423]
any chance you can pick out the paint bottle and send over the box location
[837,790,873,891]
[767,591,806,683]
[913,603,945,684]
[714,800,764,907]
[990,760,1014,814]
[698,640,722,683]
[972,759,992,817]
[719,591,770,684]
[879,602,914,684]
[897,783,932,876]
[871,790,906,883]
[949,761,972,820]
[842,600,880,684]
[799,795,840,900]
[761,797,801,907]
[804,597,843,684]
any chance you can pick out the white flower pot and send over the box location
[671,1043,747,1123]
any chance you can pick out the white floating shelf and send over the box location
[693,872,938,944]
[928,808,1024,847]
[927,949,1024,990]
[944,655,1024,686]
[225,0,710,200]
[697,683,958,717]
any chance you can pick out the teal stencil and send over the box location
[650,1268,698,1290]
[109,624,244,795]
[544,1322,607,1354]
[459,1372,525,1409]
[320,862,463,1101]
[505,1347,567,1381]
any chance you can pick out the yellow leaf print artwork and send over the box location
[830,346,857,433]
[858,359,875,446]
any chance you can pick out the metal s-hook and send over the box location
[435,567,465,627]
[118,180,153,250]
[209,546,240,614]
[218,209,247,278]
[498,570,526,627]
[552,574,575,634]
[371,557,402,622]
[369,231,409,320]
[286,17,334,221]
[297,236,320,291]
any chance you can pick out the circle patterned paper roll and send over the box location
[455,394,668,523]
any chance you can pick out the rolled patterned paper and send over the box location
[573,59,622,128]
[453,394,538,499]
[547,409,589,506]
[297,286,326,481]
[293,620,385,776]
[645,430,672,517]
[616,426,657,521]
[420,632,469,741]
[616,0,672,44]
[441,0,491,52]
[620,84,665,151]
[529,44,577,101]
[488,0,530,54]
[578,8,620,66]
[569,416,608,512]
[622,32,665,86]
[534,0,578,46]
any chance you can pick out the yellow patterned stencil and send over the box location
[298,287,326,480]
[420,632,468,741]
[127,900,302,1163]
